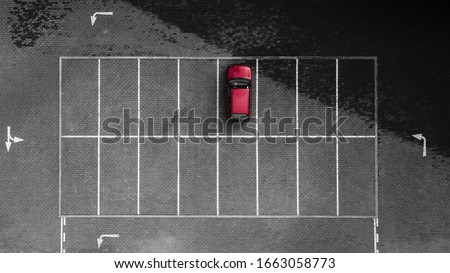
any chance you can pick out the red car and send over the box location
[226,64,252,120]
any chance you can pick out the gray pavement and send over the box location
[0,0,384,253]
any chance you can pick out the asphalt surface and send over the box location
[64,218,374,253]
[1,0,449,253]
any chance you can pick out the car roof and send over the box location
[231,88,250,114]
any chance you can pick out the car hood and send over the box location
[228,65,252,81]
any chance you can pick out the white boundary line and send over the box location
[255,59,259,215]
[216,59,220,215]
[61,135,377,139]
[60,214,376,219]
[61,56,377,60]
[296,58,299,216]
[374,59,379,219]
[60,217,64,253]
[97,59,101,216]
[137,59,141,215]
[373,218,379,253]
[177,59,180,215]
[335,59,339,216]
[59,57,62,216]
[374,58,380,252]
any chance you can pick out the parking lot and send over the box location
[59,56,377,252]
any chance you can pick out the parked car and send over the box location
[226,64,252,120]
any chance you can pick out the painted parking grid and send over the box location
[59,56,379,253]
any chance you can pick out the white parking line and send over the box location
[60,217,64,253]
[61,214,376,219]
[335,59,339,216]
[137,58,141,215]
[373,218,379,253]
[59,57,62,216]
[61,56,377,60]
[177,59,180,216]
[296,58,299,216]
[256,59,259,216]
[61,135,377,139]
[216,59,220,216]
[374,59,379,218]
[97,59,101,216]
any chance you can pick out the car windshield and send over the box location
[230,78,249,88]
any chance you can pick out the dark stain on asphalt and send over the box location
[125,0,450,156]
[7,0,72,48]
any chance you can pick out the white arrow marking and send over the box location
[12,136,23,143]
[91,12,114,26]
[97,234,120,248]
[412,134,426,157]
[5,126,24,152]
[5,126,11,152]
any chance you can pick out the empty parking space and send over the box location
[298,60,335,137]
[100,140,138,215]
[140,140,177,215]
[259,138,297,215]
[258,59,296,136]
[61,138,97,215]
[219,138,256,215]
[61,59,98,136]
[339,138,376,216]
[180,141,217,215]
[180,60,216,136]
[140,59,178,136]
[339,60,375,136]
[298,140,336,215]
[100,59,138,137]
